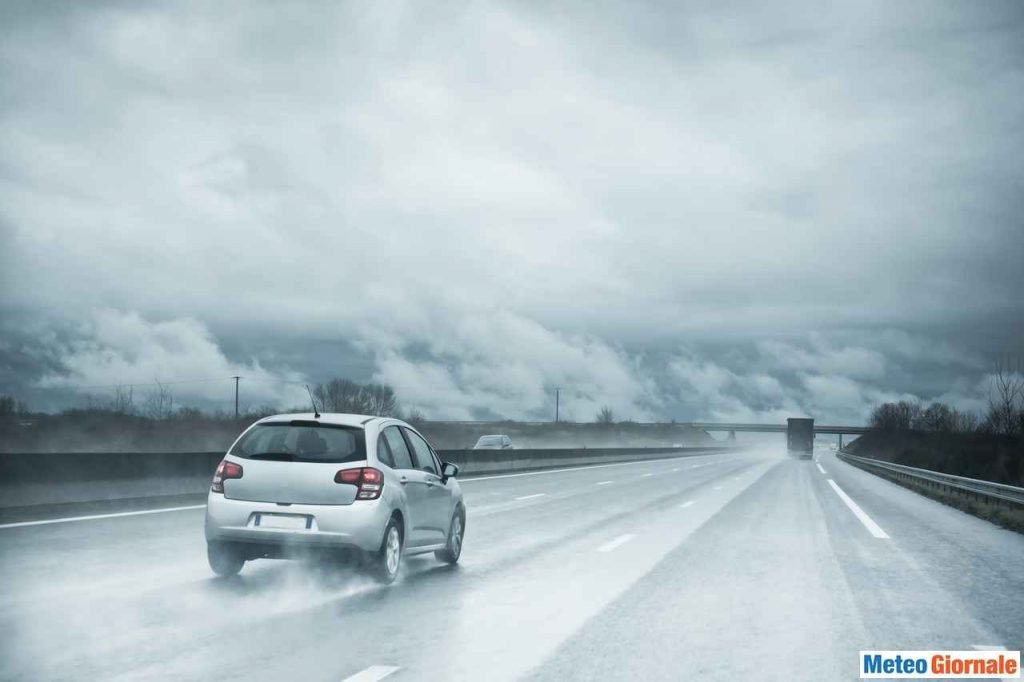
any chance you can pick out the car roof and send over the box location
[257,413,385,427]
[478,434,509,438]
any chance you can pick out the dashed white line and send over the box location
[827,479,890,539]
[641,473,654,478]
[679,500,696,509]
[341,665,401,682]
[596,480,613,486]
[671,467,680,472]
[0,504,207,530]
[514,493,546,501]
[816,463,827,474]
[597,533,635,553]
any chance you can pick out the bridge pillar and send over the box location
[838,433,843,451]
[727,430,736,443]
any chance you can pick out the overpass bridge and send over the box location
[687,422,869,435]
[687,420,869,449]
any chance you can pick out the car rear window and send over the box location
[477,436,502,445]
[229,422,366,463]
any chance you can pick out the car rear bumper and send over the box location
[204,492,390,552]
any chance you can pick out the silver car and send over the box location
[473,434,515,449]
[204,413,465,583]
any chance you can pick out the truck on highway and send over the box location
[787,417,814,458]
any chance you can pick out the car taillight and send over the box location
[211,459,243,493]
[335,467,383,500]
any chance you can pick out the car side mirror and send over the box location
[441,462,459,481]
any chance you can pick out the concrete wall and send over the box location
[0,447,736,509]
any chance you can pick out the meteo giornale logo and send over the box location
[860,650,1020,679]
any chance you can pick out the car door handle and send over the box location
[399,476,409,485]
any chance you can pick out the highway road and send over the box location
[2,448,1023,681]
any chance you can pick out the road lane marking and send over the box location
[680,500,695,508]
[641,473,653,477]
[514,493,546,501]
[4,453,740,529]
[713,485,722,491]
[816,463,827,474]
[827,479,890,539]
[341,666,401,682]
[0,504,207,530]
[596,480,613,486]
[597,534,635,552]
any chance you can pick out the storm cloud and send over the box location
[1,0,1022,422]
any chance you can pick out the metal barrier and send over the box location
[0,446,739,509]
[837,451,1024,506]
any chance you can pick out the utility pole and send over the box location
[232,376,241,417]
[555,387,560,423]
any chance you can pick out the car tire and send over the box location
[207,541,245,577]
[435,511,464,564]
[372,518,403,584]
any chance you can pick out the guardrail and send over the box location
[837,451,1024,506]
[0,446,739,509]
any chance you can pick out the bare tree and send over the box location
[596,405,615,424]
[110,385,135,415]
[870,401,920,430]
[920,402,954,432]
[986,355,1023,435]
[314,379,401,417]
[404,407,426,424]
[143,380,174,420]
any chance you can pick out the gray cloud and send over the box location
[1,1,1021,421]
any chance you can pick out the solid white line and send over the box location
[597,533,635,553]
[514,493,546,501]
[0,504,207,530]
[341,665,401,682]
[595,480,613,486]
[816,463,827,474]
[680,500,696,509]
[827,480,890,539]
[460,455,719,483]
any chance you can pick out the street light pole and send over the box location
[233,376,241,417]
[555,387,560,423]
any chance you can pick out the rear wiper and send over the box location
[247,452,297,461]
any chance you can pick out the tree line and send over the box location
[870,361,1024,436]
[0,378,416,423]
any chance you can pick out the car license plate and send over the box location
[256,513,310,530]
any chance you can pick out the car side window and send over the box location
[382,426,414,470]
[376,435,395,468]
[402,428,438,475]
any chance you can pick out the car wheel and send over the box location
[207,541,245,577]
[435,511,464,564]
[372,518,403,584]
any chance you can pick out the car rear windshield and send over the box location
[477,436,502,445]
[229,422,366,463]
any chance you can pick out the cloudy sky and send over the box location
[1,0,1022,423]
